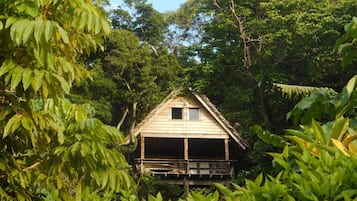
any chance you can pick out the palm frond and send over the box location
[273,83,337,100]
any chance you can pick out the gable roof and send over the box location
[131,89,248,150]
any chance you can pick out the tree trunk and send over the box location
[129,102,137,143]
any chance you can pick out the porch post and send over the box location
[140,136,145,174]
[184,138,188,160]
[224,138,229,160]
[184,137,189,194]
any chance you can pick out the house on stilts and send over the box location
[129,89,248,190]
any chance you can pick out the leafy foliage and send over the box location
[335,17,357,66]
[273,83,337,100]
[179,189,219,201]
[209,17,357,200]
[0,0,135,200]
[70,29,181,134]
[184,73,357,201]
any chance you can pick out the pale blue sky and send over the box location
[110,0,187,12]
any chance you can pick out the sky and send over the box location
[110,0,187,13]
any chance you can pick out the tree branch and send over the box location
[116,107,129,130]
[0,156,50,179]
[129,102,137,143]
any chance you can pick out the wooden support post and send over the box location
[184,138,188,160]
[184,176,189,196]
[184,138,189,176]
[140,137,145,174]
[224,138,229,160]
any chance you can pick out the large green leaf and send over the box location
[22,68,33,90]
[44,20,53,42]
[56,24,69,44]
[330,117,349,141]
[34,18,45,42]
[10,67,23,89]
[3,114,22,138]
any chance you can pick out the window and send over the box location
[189,108,199,120]
[171,108,183,119]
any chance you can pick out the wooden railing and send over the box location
[135,158,234,177]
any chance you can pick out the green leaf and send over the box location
[330,118,349,141]
[87,14,93,31]
[3,114,22,138]
[33,47,44,66]
[58,130,65,144]
[10,67,23,89]
[0,59,14,77]
[21,116,33,131]
[286,129,313,143]
[346,75,357,97]
[335,189,357,200]
[24,1,38,17]
[31,69,44,92]
[34,18,45,43]
[5,16,17,28]
[58,57,75,78]
[10,18,29,45]
[0,108,11,121]
[22,68,33,90]
[22,21,35,43]
[311,120,327,144]
[213,183,233,197]
[79,13,88,30]
[94,16,101,34]
[255,173,263,185]
[80,143,90,157]
[52,73,70,93]
[101,18,110,34]
[282,145,289,159]
[274,157,290,170]
[45,20,53,42]
[75,182,81,201]
[57,24,69,43]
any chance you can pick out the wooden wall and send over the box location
[140,96,229,139]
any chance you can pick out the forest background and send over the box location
[0,0,357,200]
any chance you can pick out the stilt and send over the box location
[184,176,189,196]
[140,136,145,174]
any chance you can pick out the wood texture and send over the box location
[224,139,229,160]
[139,96,229,139]
[140,137,145,159]
[184,138,188,160]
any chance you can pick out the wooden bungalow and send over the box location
[130,89,248,189]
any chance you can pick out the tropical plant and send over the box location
[0,0,135,200]
[179,189,219,201]
[211,16,357,200]
[212,74,357,200]
[273,83,337,100]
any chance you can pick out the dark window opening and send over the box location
[145,138,183,159]
[172,108,183,119]
[189,139,225,159]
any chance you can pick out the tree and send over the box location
[71,29,181,138]
[110,0,168,46]
[0,0,135,200]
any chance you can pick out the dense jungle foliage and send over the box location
[0,0,357,200]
